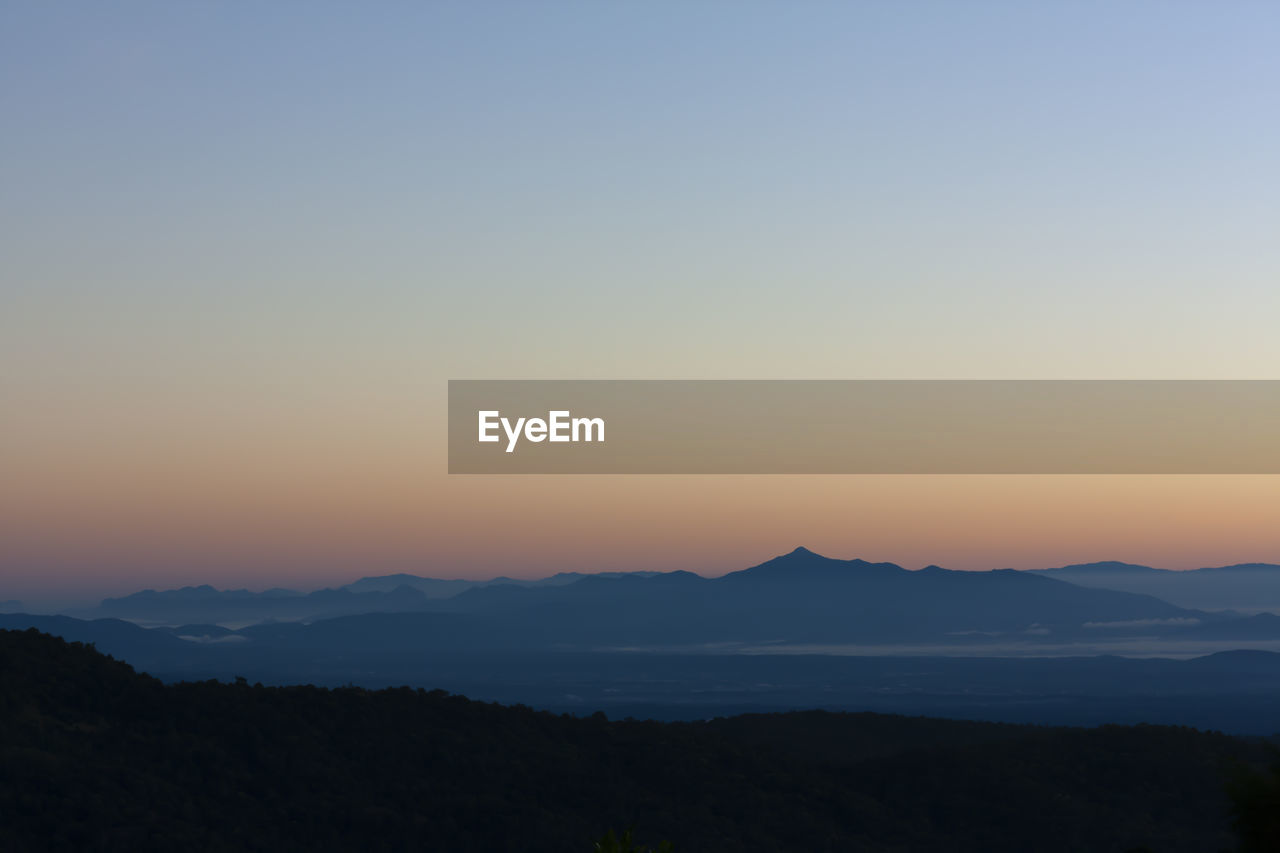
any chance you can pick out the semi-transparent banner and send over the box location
[448,380,1280,474]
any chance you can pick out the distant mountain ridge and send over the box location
[415,547,1203,648]
[1036,561,1165,575]
[343,570,661,596]
[9,547,1280,733]
[1032,561,1280,612]
[1037,561,1280,575]
[73,569,666,626]
[87,583,436,626]
[56,547,1280,630]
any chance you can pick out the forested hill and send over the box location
[0,628,1267,852]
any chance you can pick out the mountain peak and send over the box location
[724,548,906,581]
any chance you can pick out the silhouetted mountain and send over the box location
[1034,561,1280,612]
[1,628,1266,852]
[33,546,1280,732]
[342,569,661,596]
[1037,560,1165,575]
[709,548,1194,643]
[78,570,668,627]
[416,547,1198,648]
[723,546,905,581]
[339,574,478,596]
[0,614,193,664]
[77,548,1280,635]
[70,547,1226,642]
[85,583,436,626]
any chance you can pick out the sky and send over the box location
[2,2,1279,607]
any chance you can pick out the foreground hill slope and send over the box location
[0,629,1266,852]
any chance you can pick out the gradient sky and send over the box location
[3,2,1279,607]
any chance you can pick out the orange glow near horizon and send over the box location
[5,469,1280,602]
[5,4,1280,607]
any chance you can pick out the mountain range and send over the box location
[79,571,664,625]
[13,547,1280,658]
[9,547,1280,732]
[1032,561,1280,611]
[57,550,1280,630]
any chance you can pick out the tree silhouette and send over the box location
[1227,749,1280,852]
[594,827,673,853]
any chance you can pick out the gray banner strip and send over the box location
[448,380,1280,474]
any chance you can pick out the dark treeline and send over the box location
[1,628,1275,852]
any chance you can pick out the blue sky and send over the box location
[2,2,1279,603]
